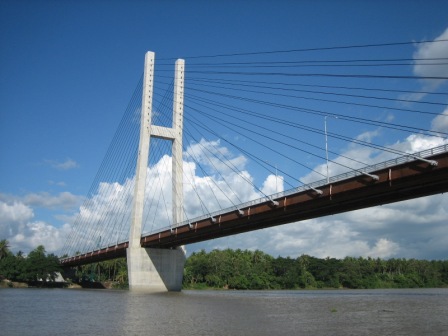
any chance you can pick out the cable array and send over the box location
[61,76,144,256]
[63,38,448,256]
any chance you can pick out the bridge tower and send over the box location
[127,51,186,291]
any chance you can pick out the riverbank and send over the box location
[1,279,28,288]
[1,279,69,288]
[0,279,126,289]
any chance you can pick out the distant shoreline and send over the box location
[2,279,447,291]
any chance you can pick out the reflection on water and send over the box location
[1,288,447,335]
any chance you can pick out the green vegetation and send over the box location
[0,239,10,259]
[183,249,448,290]
[73,258,128,288]
[0,240,61,285]
[0,239,128,288]
[2,239,447,290]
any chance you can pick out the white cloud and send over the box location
[356,129,380,143]
[185,138,247,176]
[397,133,447,153]
[0,199,71,253]
[62,140,274,255]
[261,174,284,195]
[11,221,71,253]
[0,200,34,224]
[23,191,82,210]
[369,238,400,259]
[413,27,448,91]
[431,108,448,134]
[196,217,403,259]
[0,200,34,238]
[398,28,448,103]
[45,158,79,170]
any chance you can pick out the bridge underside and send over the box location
[61,151,448,267]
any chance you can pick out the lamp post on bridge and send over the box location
[325,115,338,184]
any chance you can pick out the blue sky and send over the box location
[1,1,448,259]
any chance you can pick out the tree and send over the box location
[0,239,10,260]
[0,254,18,280]
[24,245,61,283]
[116,267,128,285]
[184,250,209,286]
[0,250,27,281]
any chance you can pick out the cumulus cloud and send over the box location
[0,199,71,253]
[196,216,403,259]
[400,27,448,103]
[62,139,273,255]
[10,221,71,253]
[185,138,247,176]
[0,190,83,254]
[0,201,34,238]
[0,200,34,224]
[261,174,284,195]
[413,27,448,91]
[431,108,448,134]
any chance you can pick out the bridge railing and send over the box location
[146,143,447,235]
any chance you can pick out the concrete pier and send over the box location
[127,247,185,291]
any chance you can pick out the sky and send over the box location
[1,0,448,260]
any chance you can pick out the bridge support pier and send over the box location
[127,246,185,291]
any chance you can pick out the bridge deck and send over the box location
[61,149,448,267]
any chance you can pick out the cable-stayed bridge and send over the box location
[62,145,448,264]
[60,42,448,290]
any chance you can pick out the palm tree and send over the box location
[0,239,10,260]
[116,267,128,284]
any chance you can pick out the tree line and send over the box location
[0,240,61,285]
[0,239,128,288]
[2,239,447,290]
[183,249,448,290]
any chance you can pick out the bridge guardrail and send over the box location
[147,143,447,235]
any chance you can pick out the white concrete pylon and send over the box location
[129,51,154,249]
[172,59,185,226]
[127,52,186,291]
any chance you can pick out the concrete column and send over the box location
[172,59,185,225]
[129,51,154,249]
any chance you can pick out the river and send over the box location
[0,288,447,335]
